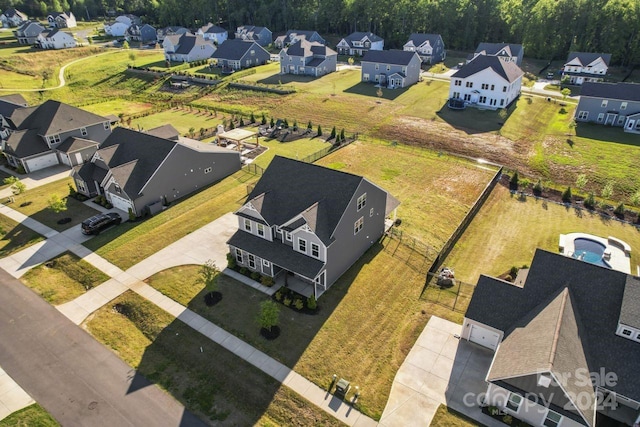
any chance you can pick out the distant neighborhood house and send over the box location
[227,156,400,299]
[274,30,325,48]
[1,8,28,27]
[163,33,216,63]
[126,24,157,43]
[280,39,337,77]
[211,39,270,71]
[0,100,111,173]
[235,25,272,46]
[156,26,189,42]
[575,82,640,134]
[469,42,524,66]
[36,29,76,49]
[72,127,241,216]
[14,21,45,45]
[336,32,383,56]
[103,21,129,37]
[360,50,421,89]
[197,23,228,45]
[403,33,445,64]
[449,55,524,110]
[562,52,611,85]
[47,11,76,28]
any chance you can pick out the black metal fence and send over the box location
[242,163,264,176]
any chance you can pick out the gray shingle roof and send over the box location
[212,39,264,60]
[452,55,524,82]
[0,94,27,106]
[475,42,522,58]
[73,161,107,185]
[284,39,336,58]
[7,100,108,135]
[361,49,418,66]
[56,136,98,153]
[97,127,176,197]
[286,30,322,42]
[620,275,640,329]
[3,129,49,158]
[466,249,640,402]
[341,31,383,48]
[566,52,612,67]
[405,33,442,47]
[0,100,24,120]
[244,156,365,245]
[201,23,226,34]
[147,124,179,140]
[580,82,640,102]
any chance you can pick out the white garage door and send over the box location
[469,325,500,351]
[108,193,133,213]
[25,152,58,172]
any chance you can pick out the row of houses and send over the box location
[13,21,76,49]
[1,8,75,28]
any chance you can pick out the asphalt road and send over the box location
[0,267,206,427]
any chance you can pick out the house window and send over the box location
[466,81,473,88]
[621,102,627,110]
[601,100,608,108]
[370,207,374,217]
[114,184,121,194]
[80,127,87,136]
[464,94,471,101]
[248,254,256,269]
[311,243,319,258]
[543,410,562,427]
[257,223,265,236]
[244,218,251,231]
[503,86,507,92]
[454,79,461,86]
[235,248,243,263]
[479,96,487,104]
[577,111,589,120]
[51,134,61,144]
[481,83,489,90]
[285,231,292,241]
[363,73,369,82]
[597,113,605,122]
[386,65,391,71]
[104,122,110,130]
[357,193,367,211]
[618,116,625,124]
[76,181,86,192]
[375,64,379,70]
[204,167,212,174]
[298,238,306,253]
[491,84,495,90]
[621,328,633,336]
[506,393,522,412]
[453,91,460,99]
[500,99,504,106]
[262,259,270,267]
[354,217,364,234]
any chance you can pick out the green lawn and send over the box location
[12,178,101,232]
[84,291,344,426]
[21,252,110,305]
[252,137,332,168]
[79,99,154,117]
[443,184,640,288]
[0,404,59,427]
[430,405,483,427]
[0,213,44,258]
[129,108,222,135]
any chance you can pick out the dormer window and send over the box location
[48,134,61,144]
[257,223,265,237]
[80,127,87,136]
[104,122,110,130]
[114,184,121,193]
[298,238,306,253]
[244,218,251,231]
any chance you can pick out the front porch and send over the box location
[274,271,315,298]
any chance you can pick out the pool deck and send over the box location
[559,233,631,274]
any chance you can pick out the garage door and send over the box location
[108,193,133,213]
[469,324,500,351]
[25,152,58,172]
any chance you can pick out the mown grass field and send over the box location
[84,291,344,426]
[20,252,109,305]
[252,136,332,168]
[0,404,59,427]
[80,99,154,117]
[129,107,222,135]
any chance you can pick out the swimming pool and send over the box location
[573,238,611,268]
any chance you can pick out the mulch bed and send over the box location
[204,291,222,307]
[499,175,640,224]
[260,326,280,340]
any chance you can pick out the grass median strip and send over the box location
[0,404,59,427]
[0,213,44,258]
[84,291,344,426]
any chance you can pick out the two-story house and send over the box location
[72,127,241,216]
[104,21,129,37]
[449,55,524,110]
[36,29,76,49]
[403,33,445,64]
[0,94,27,141]
[14,21,45,45]
[464,249,640,427]
[163,32,216,63]
[468,42,524,66]
[47,11,76,28]
[279,38,337,77]
[274,30,325,48]
[211,39,270,70]
[227,156,399,299]
[562,52,611,85]
[235,25,272,46]
[1,100,111,173]
[197,23,228,45]
[1,8,28,28]
[126,24,157,44]
[336,32,383,56]
[360,50,421,89]
[156,26,189,42]
[575,82,640,134]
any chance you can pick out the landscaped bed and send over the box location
[20,252,109,305]
[84,291,344,426]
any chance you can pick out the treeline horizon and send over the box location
[2,0,638,65]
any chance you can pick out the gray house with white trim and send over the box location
[279,39,337,77]
[72,127,241,216]
[227,156,399,299]
[14,21,45,45]
[211,39,269,70]
[463,249,640,427]
[336,31,383,56]
[575,82,640,134]
[1,100,111,173]
[274,30,325,48]
[403,33,445,64]
[360,50,421,89]
[235,25,272,46]
[562,52,611,85]
[163,32,215,63]
[1,8,28,27]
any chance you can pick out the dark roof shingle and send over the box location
[361,49,418,66]
[580,82,640,102]
[452,55,523,82]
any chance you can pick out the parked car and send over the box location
[81,212,122,235]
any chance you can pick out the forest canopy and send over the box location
[2,0,638,65]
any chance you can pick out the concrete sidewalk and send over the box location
[0,367,34,421]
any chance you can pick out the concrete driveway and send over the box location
[379,316,503,427]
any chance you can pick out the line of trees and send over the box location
[2,0,639,65]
